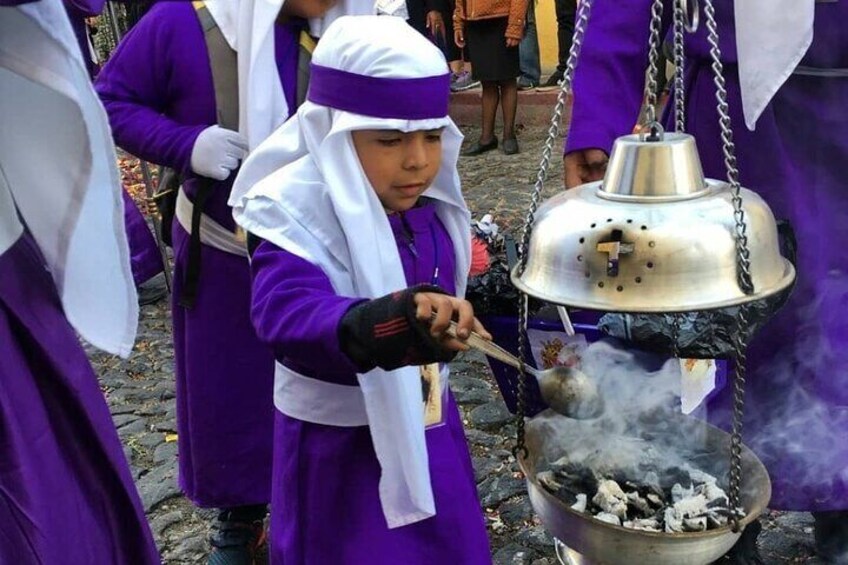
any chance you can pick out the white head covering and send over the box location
[204,0,289,150]
[735,0,815,131]
[232,15,469,528]
[0,0,137,357]
[308,0,374,38]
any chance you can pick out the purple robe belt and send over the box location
[307,64,451,120]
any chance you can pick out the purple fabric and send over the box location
[269,394,490,564]
[251,201,458,383]
[96,2,302,507]
[63,0,104,78]
[307,64,451,119]
[122,189,163,287]
[566,0,848,511]
[171,223,276,507]
[96,2,301,231]
[250,201,489,562]
[0,232,159,564]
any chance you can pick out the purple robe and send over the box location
[250,202,491,564]
[566,0,848,511]
[0,232,159,564]
[96,2,301,508]
[122,189,164,287]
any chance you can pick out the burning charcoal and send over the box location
[626,491,653,517]
[646,493,664,508]
[595,512,622,526]
[683,517,708,532]
[571,493,587,513]
[537,471,562,494]
[697,482,729,507]
[623,518,661,532]
[671,483,694,503]
[673,493,709,518]
[660,466,693,490]
[552,461,599,495]
[593,480,628,519]
[663,508,684,533]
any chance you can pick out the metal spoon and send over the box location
[444,321,604,419]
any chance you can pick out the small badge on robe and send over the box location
[421,363,443,427]
[680,358,717,415]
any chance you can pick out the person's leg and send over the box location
[481,80,499,144]
[463,81,499,155]
[542,0,576,86]
[518,2,540,89]
[499,79,520,154]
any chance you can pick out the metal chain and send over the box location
[642,0,666,128]
[513,0,594,459]
[727,307,750,531]
[703,0,754,295]
[703,0,752,532]
[673,0,687,132]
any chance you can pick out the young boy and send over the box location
[95,0,335,561]
[232,16,492,563]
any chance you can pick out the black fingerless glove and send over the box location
[339,284,457,372]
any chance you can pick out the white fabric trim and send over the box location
[176,189,249,257]
[735,0,815,131]
[273,363,451,428]
[204,0,289,151]
[233,16,469,529]
[0,3,137,357]
[0,166,24,258]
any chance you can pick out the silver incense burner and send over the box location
[512,132,795,312]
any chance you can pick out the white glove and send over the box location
[189,125,249,181]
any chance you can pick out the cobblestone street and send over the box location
[88,124,825,564]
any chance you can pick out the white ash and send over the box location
[537,461,742,533]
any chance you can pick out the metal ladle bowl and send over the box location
[518,412,772,565]
[447,322,604,419]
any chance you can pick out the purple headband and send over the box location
[307,63,451,120]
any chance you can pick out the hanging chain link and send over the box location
[704,0,754,295]
[673,0,687,132]
[704,0,753,532]
[513,0,594,459]
[642,0,666,130]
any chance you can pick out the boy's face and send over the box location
[280,0,338,19]
[351,129,444,214]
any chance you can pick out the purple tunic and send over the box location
[566,0,848,511]
[122,189,164,287]
[96,2,301,508]
[0,232,159,564]
[250,202,491,564]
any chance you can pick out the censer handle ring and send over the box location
[639,121,665,142]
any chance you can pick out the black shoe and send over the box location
[716,520,765,565]
[137,278,167,306]
[539,71,564,89]
[502,137,519,155]
[208,507,268,565]
[462,138,498,156]
[814,511,848,563]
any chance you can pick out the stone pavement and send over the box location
[86,123,825,564]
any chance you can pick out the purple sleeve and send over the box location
[94,4,206,175]
[63,0,104,17]
[564,0,671,156]
[250,240,366,385]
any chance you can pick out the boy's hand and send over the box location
[506,37,520,48]
[413,292,492,352]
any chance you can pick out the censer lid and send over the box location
[511,133,796,313]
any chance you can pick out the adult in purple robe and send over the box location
[0,1,158,562]
[95,1,305,559]
[564,0,848,560]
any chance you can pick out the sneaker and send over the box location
[208,511,267,565]
[450,71,480,92]
[517,77,538,91]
